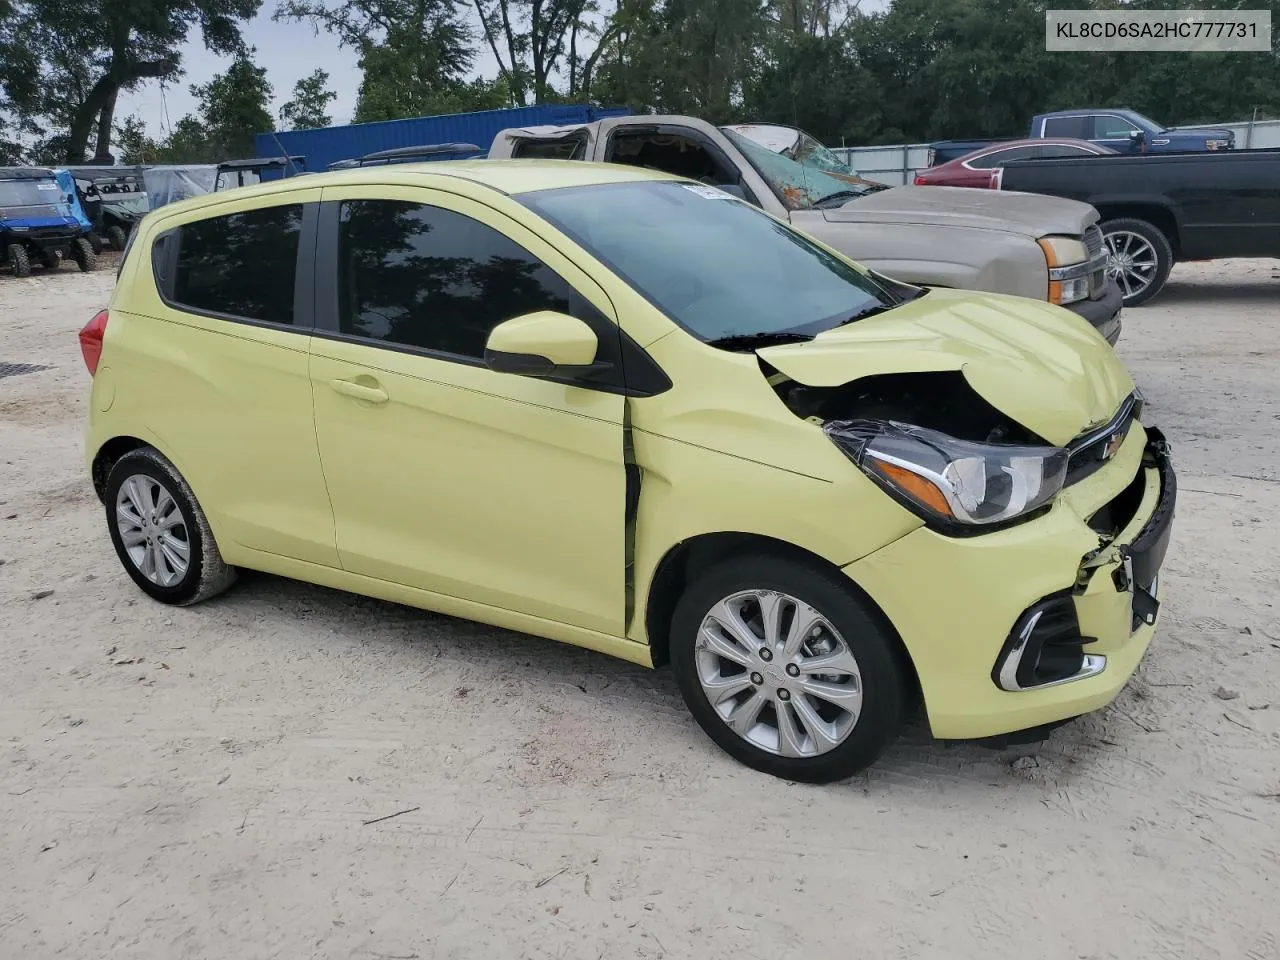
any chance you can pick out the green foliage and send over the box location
[151,50,274,162]
[276,0,484,122]
[114,115,161,164]
[280,69,339,130]
[0,0,261,162]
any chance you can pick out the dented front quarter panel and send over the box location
[756,287,1134,445]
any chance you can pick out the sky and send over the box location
[116,9,507,139]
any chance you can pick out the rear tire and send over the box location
[72,236,98,272]
[107,225,127,250]
[670,553,906,782]
[7,243,31,278]
[104,447,238,606]
[1101,217,1173,307]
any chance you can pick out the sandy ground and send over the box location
[1,256,1278,960]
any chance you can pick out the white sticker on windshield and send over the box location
[680,183,735,200]
[37,182,57,190]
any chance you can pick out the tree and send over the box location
[470,0,606,103]
[276,0,483,121]
[114,113,161,164]
[280,68,338,130]
[188,49,274,159]
[0,0,260,163]
[745,31,882,145]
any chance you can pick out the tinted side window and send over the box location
[1093,115,1136,139]
[337,200,573,359]
[968,146,1037,169]
[171,204,302,325]
[1042,116,1088,139]
[1036,145,1094,159]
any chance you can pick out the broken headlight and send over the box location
[825,419,1068,526]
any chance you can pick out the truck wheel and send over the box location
[7,243,31,278]
[670,553,906,782]
[1100,217,1173,307]
[88,233,105,254]
[42,249,62,270]
[72,237,98,272]
[107,225,128,250]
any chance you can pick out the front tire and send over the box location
[104,448,237,605]
[107,225,128,250]
[71,236,98,272]
[7,243,31,277]
[1101,217,1173,307]
[670,554,906,782]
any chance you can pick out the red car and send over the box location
[914,138,1116,189]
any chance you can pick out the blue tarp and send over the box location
[52,170,94,232]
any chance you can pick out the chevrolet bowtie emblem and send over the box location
[1102,430,1125,460]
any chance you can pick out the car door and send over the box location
[1091,115,1141,153]
[136,189,340,568]
[308,184,628,636]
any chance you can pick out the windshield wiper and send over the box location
[813,190,866,209]
[705,331,814,351]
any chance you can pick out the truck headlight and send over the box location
[1205,138,1230,150]
[825,419,1068,527]
[1039,236,1094,305]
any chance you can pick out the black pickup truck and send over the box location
[996,148,1280,306]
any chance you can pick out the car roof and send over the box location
[973,137,1101,152]
[1039,107,1136,117]
[0,166,57,181]
[149,159,682,219]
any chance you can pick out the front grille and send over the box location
[1065,393,1140,486]
[1084,224,1104,258]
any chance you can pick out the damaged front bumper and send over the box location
[843,424,1176,740]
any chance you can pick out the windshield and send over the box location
[101,195,149,216]
[791,132,858,175]
[0,178,63,208]
[519,180,895,344]
[721,128,874,210]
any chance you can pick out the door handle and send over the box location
[329,378,388,404]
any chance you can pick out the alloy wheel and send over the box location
[114,474,191,587]
[1104,229,1159,300]
[694,590,862,758]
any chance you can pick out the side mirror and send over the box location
[483,310,612,379]
[1128,130,1144,143]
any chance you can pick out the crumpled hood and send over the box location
[823,185,1097,239]
[757,287,1134,446]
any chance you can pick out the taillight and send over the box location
[913,175,926,185]
[79,309,108,376]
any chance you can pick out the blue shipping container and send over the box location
[255,103,631,172]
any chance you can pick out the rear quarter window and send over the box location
[163,204,304,326]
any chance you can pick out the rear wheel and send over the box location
[7,243,31,278]
[670,554,906,782]
[104,447,237,606]
[71,236,98,272]
[107,225,128,250]
[1101,217,1173,307]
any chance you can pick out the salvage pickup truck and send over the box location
[490,115,1124,344]
[998,147,1280,306]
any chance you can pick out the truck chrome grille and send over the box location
[1084,224,1104,258]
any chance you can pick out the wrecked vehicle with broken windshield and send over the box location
[517,174,1175,780]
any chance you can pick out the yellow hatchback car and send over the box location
[81,161,1175,782]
